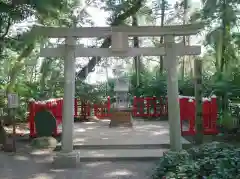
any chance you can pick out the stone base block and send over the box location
[52,151,80,169]
[109,110,133,128]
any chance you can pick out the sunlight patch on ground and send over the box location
[135,124,165,129]
[86,127,97,130]
[87,151,106,157]
[14,155,29,161]
[50,169,66,172]
[75,128,86,132]
[151,130,169,136]
[73,138,86,143]
[30,173,53,179]
[86,162,112,167]
[30,150,51,155]
[101,137,109,140]
[104,169,134,178]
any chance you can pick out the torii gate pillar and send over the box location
[52,37,80,168]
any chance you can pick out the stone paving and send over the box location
[0,120,186,178]
[70,120,189,146]
[0,152,156,179]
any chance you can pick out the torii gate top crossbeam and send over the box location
[32,23,204,38]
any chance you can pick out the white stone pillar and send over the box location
[62,36,76,153]
[164,35,182,151]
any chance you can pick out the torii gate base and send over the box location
[36,23,203,168]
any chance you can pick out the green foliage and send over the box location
[151,142,240,179]
[0,0,239,125]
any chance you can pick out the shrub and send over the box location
[151,142,240,179]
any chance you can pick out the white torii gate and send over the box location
[33,23,203,167]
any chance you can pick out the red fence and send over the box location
[28,98,67,137]
[179,96,218,135]
[132,96,168,117]
[28,95,218,137]
[28,97,111,137]
[132,96,218,135]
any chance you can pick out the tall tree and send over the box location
[76,0,144,79]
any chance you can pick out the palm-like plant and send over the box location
[192,0,239,73]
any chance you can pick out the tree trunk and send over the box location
[220,0,227,73]
[220,0,228,112]
[132,14,140,87]
[194,59,203,144]
[6,43,35,93]
[159,0,166,74]
[181,0,189,79]
[76,0,144,79]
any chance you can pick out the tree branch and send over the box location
[76,0,144,79]
[0,17,11,40]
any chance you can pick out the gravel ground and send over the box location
[0,152,156,179]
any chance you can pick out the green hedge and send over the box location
[152,142,240,179]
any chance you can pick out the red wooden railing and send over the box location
[93,96,111,119]
[28,95,218,137]
[132,96,168,117]
[179,96,218,135]
[28,97,111,137]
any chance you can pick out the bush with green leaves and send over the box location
[152,142,240,179]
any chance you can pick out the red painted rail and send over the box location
[28,95,218,137]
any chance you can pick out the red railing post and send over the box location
[188,98,196,135]
[210,95,218,134]
[74,98,78,117]
[146,97,150,117]
[107,96,111,117]
[28,101,35,137]
[153,96,157,117]
[132,96,137,117]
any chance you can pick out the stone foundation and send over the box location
[109,108,133,128]
[52,151,80,168]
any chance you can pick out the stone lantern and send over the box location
[109,65,132,127]
[114,76,129,109]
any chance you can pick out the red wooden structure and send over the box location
[93,96,111,119]
[179,96,218,135]
[28,97,111,137]
[132,96,168,117]
[132,96,218,135]
[28,95,218,137]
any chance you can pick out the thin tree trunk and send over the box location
[181,0,189,79]
[220,0,227,73]
[159,0,166,74]
[194,59,203,144]
[132,14,140,87]
[220,0,228,112]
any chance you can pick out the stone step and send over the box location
[30,149,167,162]
[78,149,168,162]
[55,143,192,151]
[55,144,166,151]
